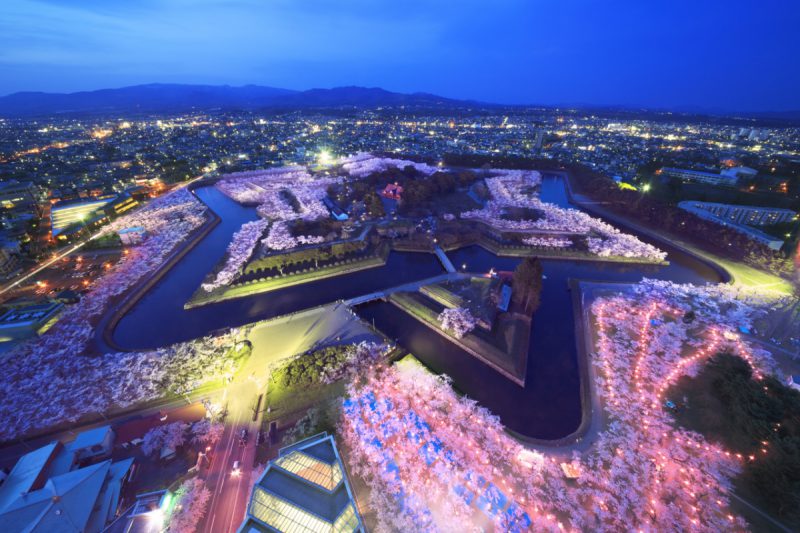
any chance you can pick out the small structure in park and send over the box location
[238,432,364,532]
[67,424,115,462]
[322,196,349,221]
[381,182,403,201]
[560,461,582,480]
[497,284,512,312]
[109,489,174,533]
[0,301,64,342]
[118,226,147,246]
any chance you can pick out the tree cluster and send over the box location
[512,256,543,312]
[568,164,794,274]
[168,478,211,533]
[674,353,800,525]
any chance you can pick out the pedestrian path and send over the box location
[345,271,467,306]
[434,245,457,273]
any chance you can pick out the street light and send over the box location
[317,149,333,166]
[147,509,164,528]
[76,211,91,237]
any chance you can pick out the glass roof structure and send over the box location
[238,432,363,533]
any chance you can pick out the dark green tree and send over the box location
[512,257,543,312]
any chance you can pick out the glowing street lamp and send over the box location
[317,149,334,166]
[147,508,164,528]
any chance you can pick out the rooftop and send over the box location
[0,301,63,328]
[239,433,363,533]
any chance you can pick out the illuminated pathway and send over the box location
[340,294,773,531]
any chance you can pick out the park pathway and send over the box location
[434,245,457,273]
[345,271,467,306]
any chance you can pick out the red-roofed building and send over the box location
[381,182,403,201]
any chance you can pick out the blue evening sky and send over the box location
[1,0,798,111]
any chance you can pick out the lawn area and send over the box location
[424,189,481,215]
[669,353,800,529]
[390,291,442,324]
[679,239,794,294]
[187,254,386,308]
[265,346,351,418]
[659,228,792,294]
[423,276,500,327]
[266,377,344,420]
[389,289,529,383]
[84,232,123,249]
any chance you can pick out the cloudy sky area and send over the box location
[1,0,799,111]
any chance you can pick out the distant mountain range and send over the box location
[0,83,797,122]
[0,83,477,117]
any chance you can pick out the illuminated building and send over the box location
[0,301,64,343]
[380,182,403,200]
[720,166,758,181]
[0,180,38,212]
[238,432,363,533]
[105,192,138,217]
[109,490,173,533]
[50,196,115,237]
[678,200,795,250]
[659,167,739,186]
[322,197,348,221]
[678,201,796,227]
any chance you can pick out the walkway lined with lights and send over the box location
[340,292,772,531]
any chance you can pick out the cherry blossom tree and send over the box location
[190,419,224,447]
[339,152,438,177]
[460,170,667,262]
[0,328,248,440]
[142,421,188,456]
[202,219,269,291]
[438,307,477,338]
[339,280,781,531]
[522,236,572,248]
[319,341,390,384]
[167,477,211,533]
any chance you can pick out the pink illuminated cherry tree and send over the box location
[167,477,211,533]
[339,280,781,531]
[437,307,477,338]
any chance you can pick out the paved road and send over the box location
[0,389,221,471]
[200,302,382,532]
[202,373,262,533]
[0,175,209,298]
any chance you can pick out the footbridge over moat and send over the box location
[344,271,468,306]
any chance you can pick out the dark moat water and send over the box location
[111,178,721,439]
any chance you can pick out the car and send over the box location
[232,460,241,476]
